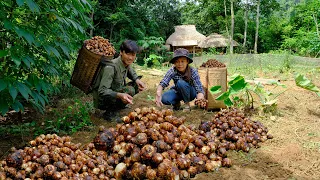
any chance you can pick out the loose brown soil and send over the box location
[0,67,319,180]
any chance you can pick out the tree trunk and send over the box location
[313,13,319,38]
[109,24,114,41]
[230,0,234,54]
[224,0,230,54]
[254,0,260,54]
[243,0,248,52]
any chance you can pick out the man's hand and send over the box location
[118,93,133,104]
[136,79,146,92]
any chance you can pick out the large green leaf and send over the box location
[16,0,24,6]
[22,57,31,68]
[11,56,21,67]
[216,91,230,101]
[224,98,233,106]
[17,82,30,100]
[0,101,9,115]
[3,19,13,30]
[9,85,18,101]
[44,45,61,58]
[25,0,40,12]
[15,28,35,45]
[12,100,22,112]
[209,85,222,95]
[37,93,45,106]
[0,80,7,92]
[295,74,320,96]
[229,75,247,92]
[0,50,8,58]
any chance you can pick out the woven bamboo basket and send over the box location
[70,45,113,94]
[198,67,227,110]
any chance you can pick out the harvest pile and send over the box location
[200,108,273,153]
[0,107,272,179]
[84,36,116,56]
[200,59,226,68]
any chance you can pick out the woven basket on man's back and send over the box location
[70,45,113,94]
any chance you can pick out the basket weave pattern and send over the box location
[70,45,113,94]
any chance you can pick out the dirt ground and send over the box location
[0,67,319,180]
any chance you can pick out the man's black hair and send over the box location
[120,40,139,53]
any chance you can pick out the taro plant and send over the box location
[210,74,287,112]
[294,74,320,96]
[210,73,319,112]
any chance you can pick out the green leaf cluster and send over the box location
[0,0,93,115]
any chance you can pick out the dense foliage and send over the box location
[92,0,181,48]
[180,0,319,56]
[0,0,92,115]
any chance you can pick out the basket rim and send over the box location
[82,44,115,58]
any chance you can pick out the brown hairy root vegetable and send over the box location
[84,36,116,56]
[200,59,226,68]
[195,98,208,109]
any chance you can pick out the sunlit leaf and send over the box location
[224,98,233,106]
[229,75,247,92]
[295,74,320,95]
[209,85,221,95]
[216,91,230,101]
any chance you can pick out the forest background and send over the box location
[0,0,319,116]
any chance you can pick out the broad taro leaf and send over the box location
[224,98,233,106]
[209,85,221,95]
[216,91,230,101]
[295,74,320,96]
[228,75,247,95]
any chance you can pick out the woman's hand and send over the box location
[117,93,133,104]
[196,93,204,100]
[136,79,146,91]
[155,85,163,107]
[155,93,163,107]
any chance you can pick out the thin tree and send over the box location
[230,0,234,54]
[224,0,230,53]
[243,0,249,52]
[254,0,260,54]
